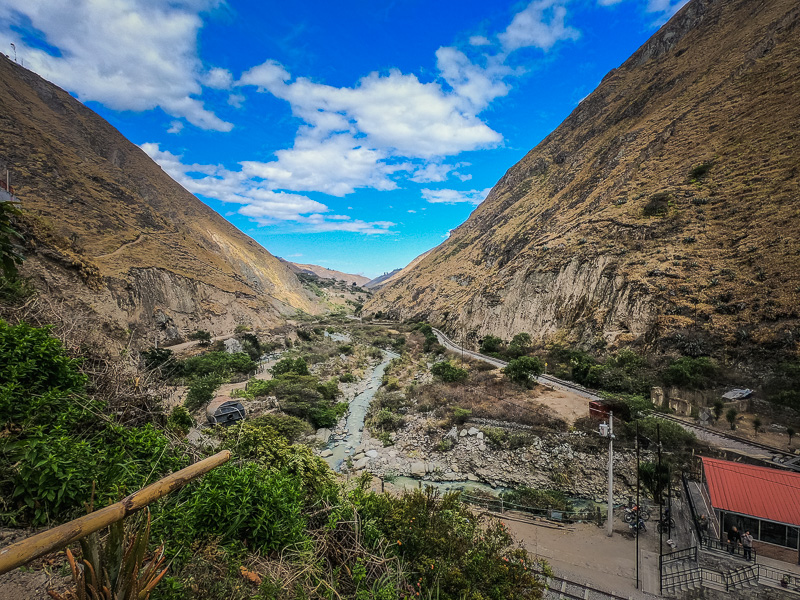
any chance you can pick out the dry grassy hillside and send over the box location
[0,55,320,344]
[367,0,800,368]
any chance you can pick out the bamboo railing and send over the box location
[0,450,231,575]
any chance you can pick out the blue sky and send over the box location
[0,0,686,278]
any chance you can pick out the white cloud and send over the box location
[227,93,245,108]
[597,0,625,5]
[167,120,184,134]
[141,142,395,234]
[499,0,580,52]
[407,209,416,213]
[203,67,233,89]
[241,135,400,196]
[435,46,511,111]
[647,0,689,18]
[421,188,491,205]
[0,0,232,131]
[469,35,492,46]
[240,65,502,159]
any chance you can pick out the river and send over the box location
[323,349,400,471]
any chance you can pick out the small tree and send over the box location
[502,356,545,387]
[726,407,738,430]
[0,200,24,279]
[480,335,504,355]
[788,426,795,447]
[190,329,212,345]
[638,461,670,501]
[506,333,533,358]
[431,360,468,382]
[712,400,724,423]
[752,417,762,435]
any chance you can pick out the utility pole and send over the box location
[600,411,615,537]
[657,423,663,596]
[636,421,640,589]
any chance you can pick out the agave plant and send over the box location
[48,509,168,600]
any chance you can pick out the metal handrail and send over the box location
[661,545,698,565]
[702,537,757,562]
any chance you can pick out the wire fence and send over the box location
[459,492,605,524]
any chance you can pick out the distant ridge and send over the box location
[278,259,370,287]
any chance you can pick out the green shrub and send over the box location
[431,360,468,382]
[271,357,310,377]
[452,407,472,425]
[481,427,507,448]
[188,330,212,345]
[159,462,309,554]
[339,372,356,383]
[181,351,256,380]
[248,413,312,443]
[184,373,223,412]
[643,192,670,216]
[689,161,713,182]
[373,408,405,432]
[502,487,571,511]
[167,406,193,434]
[503,356,545,387]
[354,487,544,600]
[480,335,504,354]
[662,356,718,389]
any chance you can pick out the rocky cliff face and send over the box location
[0,55,320,345]
[367,0,800,365]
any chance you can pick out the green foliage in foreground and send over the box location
[355,486,546,600]
[0,320,185,526]
[2,320,547,600]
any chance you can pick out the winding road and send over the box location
[430,327,799,468]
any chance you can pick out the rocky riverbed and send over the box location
[325,414,652,503]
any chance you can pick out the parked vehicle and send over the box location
[623,505,651,523]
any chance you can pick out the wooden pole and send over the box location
[0,450,231,575]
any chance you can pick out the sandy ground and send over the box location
[531,386,590,424]
[500,516,663,598]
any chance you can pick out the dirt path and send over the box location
[531,387,590,424]
[95,233,145,259]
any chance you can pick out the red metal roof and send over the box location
[701,457,800,526]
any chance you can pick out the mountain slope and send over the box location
[0,55,320,343]
[366,0,800,365]
[278,259,370,286]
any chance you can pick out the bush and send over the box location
[248,413,312,443]
[184,373,223,412]
[354,487,545,600]
[189,330,212,345]
[373,408,405,432]
[452,407,472,425]
[503,356,545,387]
[339,372,356,383]
[502,487,571,511]
[431,360,468,382]
[662,356,718,389]
[159,462,309,554]
[167,406,193,434]
[480,335,504,354]
[271,357,310,377]
[181,351,256,380]
[0,320,185,526]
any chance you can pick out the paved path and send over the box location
[500,517,662,599]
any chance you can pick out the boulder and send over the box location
[320,449,333,458]
[411,461,426,476]
[468,427,479,436]
[366,449,379,458]
[316,428,332,442]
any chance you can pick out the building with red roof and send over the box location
[701,457,800,563]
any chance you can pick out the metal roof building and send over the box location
[701,457,800,562]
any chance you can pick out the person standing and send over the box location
[728,526,742,554]
[742,530,754,561]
